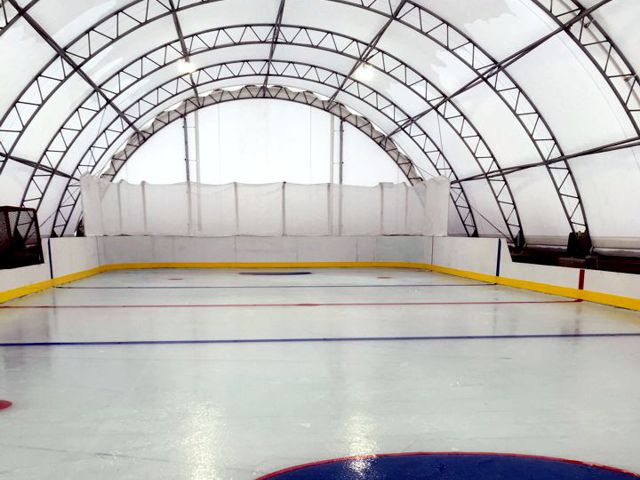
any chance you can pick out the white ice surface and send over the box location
[0,268,639,479]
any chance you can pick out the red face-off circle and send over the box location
[0,400,12,410]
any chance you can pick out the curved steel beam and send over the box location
[23,25,516,239]
[102,86,417,181]
[0,0,585,239]
[48,62,478,237]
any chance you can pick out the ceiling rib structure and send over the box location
[0,0,638,251]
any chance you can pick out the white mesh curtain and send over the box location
[81,177,432,237]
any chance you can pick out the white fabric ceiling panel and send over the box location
[114,121,185,184]
[0,18,56,114]
[109,45,271,110]
[456,180,506,237]
[35,174,69,233]
[568,148,640,248]
[448,200,466,236]
[273,44,429,118]
[505,166,569,241]
[343,124,407,186]
[416,112,481,178]
[82,16,176,84]
[333,91,401,134]
[177,0,280,35]
[57,107,120,176]
[0,160,32,206]
[285,0,387,41]
[455,83,545,168]
[587,0,640,88]
[378,22,477,95]
[28,0,133,46]
[12,73,94,161]
[507,33,636,152]
[413,0,554,60]
[269,45,355,82]
[389,134,436,180]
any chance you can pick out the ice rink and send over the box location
[1,268,639,479]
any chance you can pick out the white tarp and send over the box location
[81,176,450,237]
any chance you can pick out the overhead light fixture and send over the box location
[222,85,244,92]
[354,63,375,82]
[177,58,196,75]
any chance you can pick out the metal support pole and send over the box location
[338,119,344,235]
[194,109,202,233]
[339,119,344,185]
[182,115,193,236]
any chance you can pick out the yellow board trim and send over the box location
[1,262,638,311]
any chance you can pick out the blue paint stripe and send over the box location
[1,332,639,348]
[56,283,492,290]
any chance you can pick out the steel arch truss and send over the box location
[5,0,629,239]
[533,0,640,134]
[23,24,521,239]
[102,86,421,181]
[48,61,478,237]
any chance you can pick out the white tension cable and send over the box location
[80,177,450,237]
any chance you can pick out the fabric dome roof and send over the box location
[0,0,638,250]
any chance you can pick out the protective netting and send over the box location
[0,207,44,269]
[81,177,436,237]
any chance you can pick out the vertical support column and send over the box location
[116,181,124,233]
[379,183,385,235]
[338,119,344,185]
[282,182,287,236]
[404,183,409,234]
[233,181,239,236]
[338,120,344,236]
[194,109,203,234]
[327,182,333,235]
[182,115,193,237]
[329,115,335,184]
[141,181,148,234]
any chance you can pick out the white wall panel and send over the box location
[432,236,498,275]
[49,237,100,277]
[0,240,50,293]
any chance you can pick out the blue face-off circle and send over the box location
[257,453,640,480]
